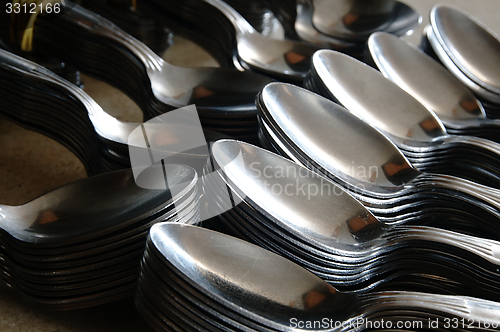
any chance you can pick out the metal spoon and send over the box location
[367,31,500,142]
[312,0,396,41]
[308,49,500,188]
[28,4,273,139]
[257,82,500,239]
[145,0,322,82]
[204,139,500,298]
[0,49,220,176]
[138,222,500,331]
[0,165,199,309]
[423,25,500,107]
[430,4,500,96]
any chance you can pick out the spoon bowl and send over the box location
[307,49,500,188]
[257,82,500,239]
[136,222,500,331]
[0,165,199,309]
[430,4,500,95]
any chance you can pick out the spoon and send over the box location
[146,0,322,82]
[423,25,500,107]
[0,49,222,178]
[138,222,500,331]
[312,0,396,41]
[308,49,500,188]
[430,4,500,96]
[257,83,500,239]
[204,139,500,298]
[367,32,500,142]
[0,164,197,246]
[26,4,274,134]
[0,165,199,309]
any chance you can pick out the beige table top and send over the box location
[1,1,499,331]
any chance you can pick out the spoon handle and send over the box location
[66,5,161,70]
[440,134,500,159]
[389,225,500,266]
[413,173,500,211]
[202,0,256,35]
[445,118,500,143]
[360,291,500,326]
[30,3,163,102]
[0,49,130,145]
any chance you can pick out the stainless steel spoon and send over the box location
[30,4,274,122]
[312,0,396,41]
[200,0,322,81]
[0,165,198,309]
[367,32,500,135]
[204,139,500,298]
[309,50,500,188]
[142,222,500,331]
[0,49,215,171]
[257,83,500,238]
[0,164,197,246]
[424,24,500,105]
[430,4,500,96]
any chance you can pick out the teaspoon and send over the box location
[430,4,500,96]
[137,222,500,331]
[26,3,273,139]
[257,83,500,239]
[367,32,500,143]
[308,50,500,188]
[0,165,199,309]
[204,139,500,299]
[146,0,322,82]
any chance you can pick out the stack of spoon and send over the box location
[421,4,500,119]
[136,222,500,331]
[0,165,199,310]
[289,0,421,59]
[18,4,272,143]
[143,0,322,83]
[257,83,500,241]
[0,48,229,177]
[305,50,500,189]
[367,31,500,144]
[202,139,500,300]
[224,0,286,39]
[81,0,173,55]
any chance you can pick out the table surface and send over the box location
[1,1,499,331]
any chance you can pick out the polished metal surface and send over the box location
[368,32,486,124]
[202,0,321,81]
[0,49,213,174]
[63,5,274,111]
[0,164,199,309]
[431,4,500,94]
[312,0,396,40]
[149,223,354,329]
[211,139,380,248]
[257,83,500,236]
[312,50,447,143]
[0,165,195,244]
[259,82,420,195]
[139,222,500,330]
[293,0,420,58]
[310,49,500,189]
[210,140,500,267]
[424,25,500,104]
